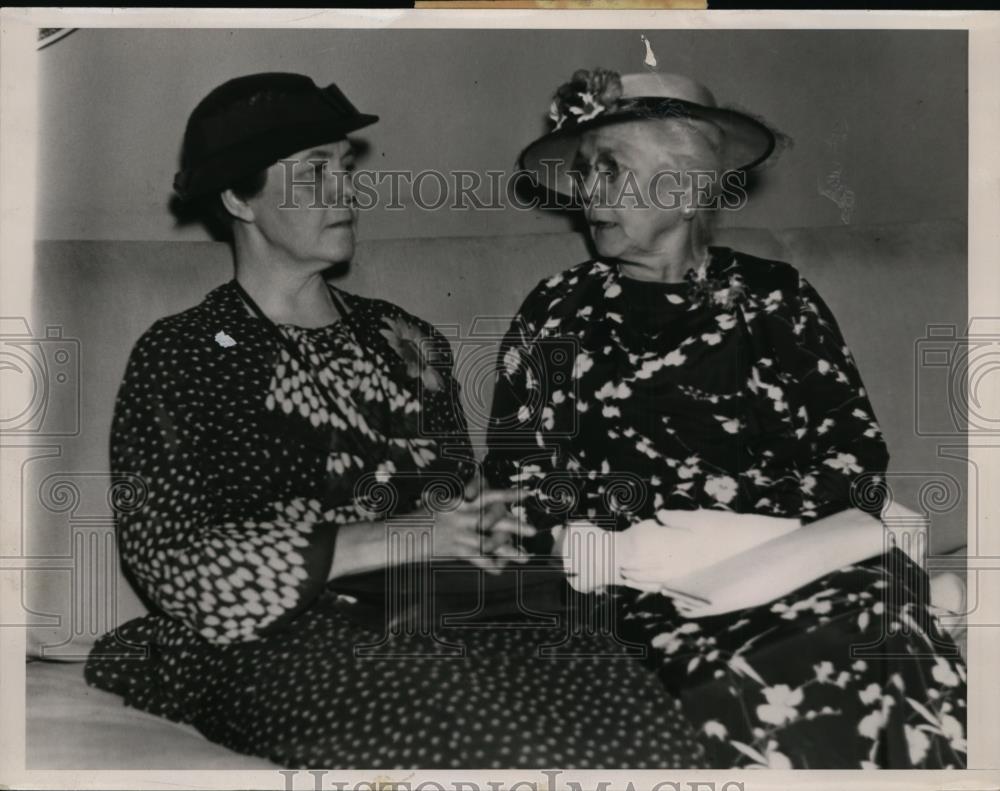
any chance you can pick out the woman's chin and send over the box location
[322,236,355,264]
[590,234,625,260]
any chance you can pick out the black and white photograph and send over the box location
[1,8,999,788]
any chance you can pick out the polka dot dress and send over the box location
[85,280,708,769]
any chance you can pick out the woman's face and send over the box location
[574,120,709,262]
[242,139,357,265]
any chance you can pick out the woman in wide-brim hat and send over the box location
[486,68,968,769]
[84,71,711,769]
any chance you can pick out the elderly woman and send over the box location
[486,69,968,769]
[84,72,710,769]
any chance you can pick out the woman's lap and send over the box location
[621,549,968,768]
[87,551,967,769]
[86,592,709,769]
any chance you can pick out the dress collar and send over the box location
[603,245,734,287]
[212,278,355,334]
[594,246,740,311]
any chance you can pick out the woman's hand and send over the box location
[551,521,621,591]
[327,482,535,582]
[423,480,535,574]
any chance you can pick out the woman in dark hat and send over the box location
[84,72,711,769]
[486,69,968,769]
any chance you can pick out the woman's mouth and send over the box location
[589,219,618,232]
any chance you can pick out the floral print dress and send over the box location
[84,280,709,769]
[484,247,968,769]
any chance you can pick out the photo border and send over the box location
[2,7,998,790]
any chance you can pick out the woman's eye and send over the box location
[298,163,327,184]
[596,155,620,179]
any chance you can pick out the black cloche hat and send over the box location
[174,72,379,201]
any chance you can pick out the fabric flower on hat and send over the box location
[548,68,624,131]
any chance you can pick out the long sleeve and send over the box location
[484,278,575,536]
[776,277,890,520]
[111,320,338,645]
[483,295,546,488]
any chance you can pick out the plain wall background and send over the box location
[36,28,967,242]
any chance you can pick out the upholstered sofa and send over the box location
[21,219,968,768]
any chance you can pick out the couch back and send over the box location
[21,220,967,658]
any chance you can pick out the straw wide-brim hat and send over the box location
[519,70,776,197]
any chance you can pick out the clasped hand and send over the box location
[416,480,536,575]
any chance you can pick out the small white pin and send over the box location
[215,330,237,348]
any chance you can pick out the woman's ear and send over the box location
[676,169,698,220]
[220,189,255,223]
[682,168,721,221]
[681,185,698,220]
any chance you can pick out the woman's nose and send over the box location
[328,171,355,209]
